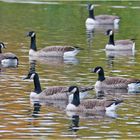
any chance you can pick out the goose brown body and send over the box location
[66,86,123,114]
[105,29,135,51]
[85,4,120,26]
[95,15,120,25]
[27,31,79,58]
[96,77,139,89]
[24,71,94,100]
[0,52,18,61]
[0,42,18,66]
[92,66,140,89]
[73,98,122,112]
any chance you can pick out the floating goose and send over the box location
[0,42,18,67]
[91,66,140,91]
[66,86,123,114]
[23,71,94,100]
[105,29,135,51]
[27,31,80,58]
[85,4,120,26]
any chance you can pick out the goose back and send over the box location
[95,15,120,25]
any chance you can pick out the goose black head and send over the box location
[106,29,114,36]
[27,31,36,38]
[91,66,104,74]
[68,86,79,94]
[0,42,6,49]
[88,4,94,11]
[23,71,36,80]
[91,66,105,81]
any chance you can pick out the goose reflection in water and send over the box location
[32,102,41,118]
[69,115,80,132]
[29,55,79,66]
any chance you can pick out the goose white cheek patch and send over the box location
[30,73,35,79]
[1,44,5,49]
[109,30,113,36]
[96,68,101,73]
[31,32,35,37]
[71,87,77,93]
[90,5,94,10]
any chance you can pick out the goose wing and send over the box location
[40,46,75,53]
[104,77,140,88]
[42,85,94,96]
[115,40,134,50]
[43,86,68,96]
[37,46,76,57]
[96,15,119,20]
[80,98,122,109]
[1,53,18,59]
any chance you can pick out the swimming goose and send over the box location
[23,71,94,100]
[105,29,135,51]
[27,31,80,58]
[91,66,140,90]
[66,86,123,113]
[85,4,120,26]
[0,42,18,67]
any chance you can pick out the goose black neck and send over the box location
[71,89,80,106]
[89,9,95,19]
[33,73,42,94]
[30,36,37,51]
[108,34,115,45]
[98,71,105,81]
[0,48,2,53]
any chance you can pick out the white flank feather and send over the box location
[66,103,77,111]
[1,59,18,67]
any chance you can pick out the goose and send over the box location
[23,71,94,100]
[85,4,120,26]
[27,31,80,58]
[91,66,140,90]
[105,29,135,51]
[0,42,18,67]
[66,86,123,114]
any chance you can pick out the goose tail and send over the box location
[106,99,123,112]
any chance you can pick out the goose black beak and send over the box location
[91,68,95,73]
[23,76,30,80]
[26,32,30,37]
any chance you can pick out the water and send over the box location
[0,1,140,139]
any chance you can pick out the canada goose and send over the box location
[91,66,140,90]
[85,4,120,26]
[66,86,123,114]
[23,71,94,100]
[105,29,135,51]
[27,31,80,58]
[0,42,18,67]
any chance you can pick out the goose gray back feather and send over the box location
[95,15,120,25]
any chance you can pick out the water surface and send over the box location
[0,1,140,139]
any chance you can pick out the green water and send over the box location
[0,1,140,139]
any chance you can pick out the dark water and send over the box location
[0,1,140,139]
